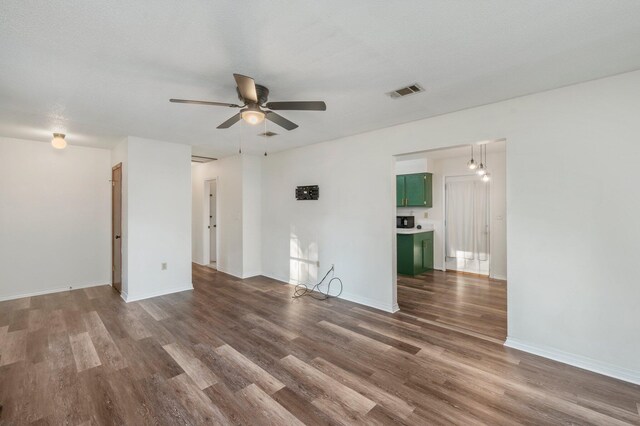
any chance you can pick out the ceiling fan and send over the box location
[170,73,326,131]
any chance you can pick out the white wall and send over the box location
[242,156,262,278]
[397,149,507,279]
[116,137,192,301]
[394,157,434,175]
[261,136,397,312]
[0,137,111,300]
[191,155,261,279]
[261,70,640,383]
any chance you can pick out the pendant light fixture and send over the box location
[467,145,477,170]
[481,145,490,182]
[477,144,487,176]
[51,133,67,149]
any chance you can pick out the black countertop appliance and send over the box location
[397,215,415,229]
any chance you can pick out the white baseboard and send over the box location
[213,265,243,279]
[338,291,398,313]
[504,337,640,386]
[122,284,194,303]
[0,281,109,302]
[261,272,397,313]
[241,270,262,279]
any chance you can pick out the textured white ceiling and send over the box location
[1,1,640,157]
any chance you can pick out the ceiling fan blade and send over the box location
[170,99,241,108]
[265,111,298,131]
[217,113,242,129]
[233,74,258,103]
[265,101,326,111]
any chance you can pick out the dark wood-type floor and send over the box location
[398,270,507,343]
[1,264,639,425]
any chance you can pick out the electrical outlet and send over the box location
[161,262,167,270]
[424,212,429,219]
[316,260,320,267]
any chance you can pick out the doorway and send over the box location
[206,179,217,270]
[393,140,507,342]
[444,175,490,276]
[111,163,122,293]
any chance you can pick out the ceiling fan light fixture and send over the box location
[241,108,265,125]
[51,133,67,149]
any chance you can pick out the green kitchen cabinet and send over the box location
[397,231,434,275]
[396,173,432,207]
[396,175,405,207]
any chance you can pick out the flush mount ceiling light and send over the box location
[467,145,477,170]
[51,133,67,149]
[240,105,265,125]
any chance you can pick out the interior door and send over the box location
[112,164,122,293]
[209,183,216,262]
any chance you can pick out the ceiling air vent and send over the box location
[387,83,424,99]
[258,131,278,137]
[191,155,217,163]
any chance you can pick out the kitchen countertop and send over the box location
[396,226,434,234]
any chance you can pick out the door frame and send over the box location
[204,179,218,266]
[111,163,122,293]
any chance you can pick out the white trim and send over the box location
[121,283,194,302]
[241,271,262,279]
[262,272,398,313]
[0,282,109,302]
[504,337,640,386]
[339,291,398,313]
[214,265,243,279]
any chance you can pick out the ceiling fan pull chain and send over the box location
[264,120,268,156]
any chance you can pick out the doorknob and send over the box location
[115,235,121,239]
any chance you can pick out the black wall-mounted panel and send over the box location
[296,185,319,200]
